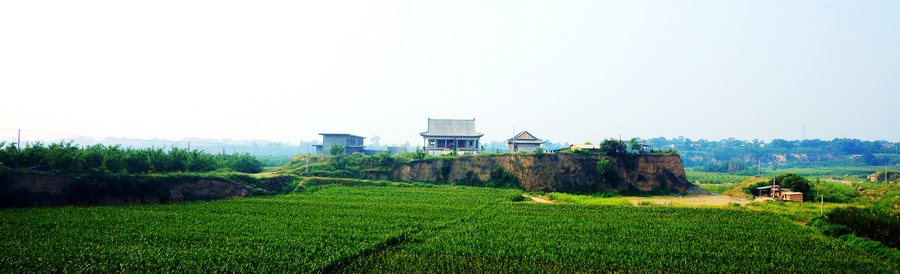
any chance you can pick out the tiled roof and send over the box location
[508,131,545,144]
[420,118,484,137]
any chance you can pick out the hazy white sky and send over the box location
[2,1,898,146]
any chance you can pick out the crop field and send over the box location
[686,171,750,184]
[337,203,896,273]
[2,185,897,273]
[0,186,519,273]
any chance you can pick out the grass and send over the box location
[697,183,737,194]
[542,192,633,206]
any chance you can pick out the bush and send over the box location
[638,201,655,206]
[826,207,899,249]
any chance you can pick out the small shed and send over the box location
[781,192,804,202]
[757,185,803,202]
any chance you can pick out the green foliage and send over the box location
[595,159,619,186]
[533,147,544,154]
[686,171,750,184]
[599,139,625,156]
[826,207,900,249]
[813,182,861,203]
[509,194,527,202]
[488,167,520,188]
[808,213,900,263]
[412,146,427,160]
[743,173,812,198]
[329,143,345,156]
[695,160,752,174]
[439,161,451,182]
[697,183,737,194]
[544,192,631,205]
[453,167,520,189]
[837,234,900,264]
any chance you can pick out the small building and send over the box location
[757,185,803,202]
[420,118,483,155]
[568,144,603,153]
[507,131,546,153]
[313,133,366,155]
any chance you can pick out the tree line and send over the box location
[0,141,263,174]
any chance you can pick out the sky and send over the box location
[2,1,898,147]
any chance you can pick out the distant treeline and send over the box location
[642,137,899,168]
[0,141,263,174]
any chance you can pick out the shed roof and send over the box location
[420,118,484,137]
[571,144,602,150]
[319,133,366,139]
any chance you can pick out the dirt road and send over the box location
[522,194,553,204]
[625,195,754,206]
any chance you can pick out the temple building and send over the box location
[507,131,546,153]
[420,118,483,155]
[313,133,365,155]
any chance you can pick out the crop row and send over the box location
[0,186,519,273]
[336,203,898,273]
[2,185,896,273]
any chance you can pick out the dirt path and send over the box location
[625,195,754,206]
[522,194,552,204]
[823,178,853,185]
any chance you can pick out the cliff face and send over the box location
[364,154,691,193]
[4,174,277,207]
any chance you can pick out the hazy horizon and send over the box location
[3,1,898,146]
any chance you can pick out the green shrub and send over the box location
[638,201,655,206]
[509,194,527,202]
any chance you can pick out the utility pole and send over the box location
[306,142,310,173]
[819,189,823,216]
[17,129,21,151]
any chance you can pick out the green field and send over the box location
[686,171,750,184]
[1,185,897,273]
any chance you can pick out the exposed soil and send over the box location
[522,194,552,204]
[625,195,754,206]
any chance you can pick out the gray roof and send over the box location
[420,118,484,137]
[319,133,366,138]
[508,131,546,144]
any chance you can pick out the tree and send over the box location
[596,159,618,185]
[329,144,344,156]
[600,139,626,156]
[773,173,812,198]
[770,139,792,148]
[413,147,427,160]
[628,138,642,154]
